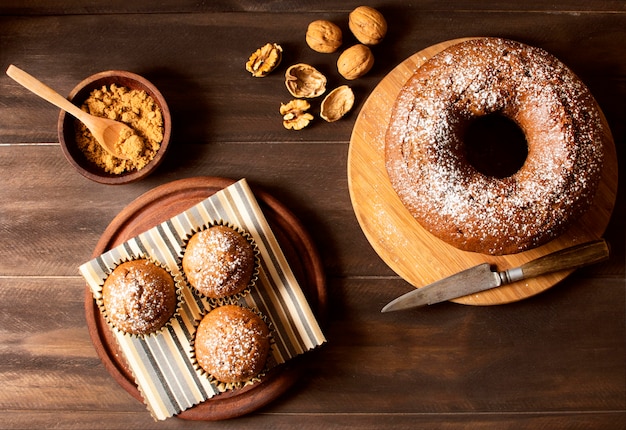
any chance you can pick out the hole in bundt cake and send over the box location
[463,114,528,178]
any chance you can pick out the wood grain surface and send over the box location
[0,2,624,429]
[348,38,618,306]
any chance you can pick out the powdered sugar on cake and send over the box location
[195,305,270,384]
[182,226,255,298]
[385,38,605,255]
[103,260,176,335]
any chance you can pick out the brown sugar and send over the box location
[75,84,163,174]
[115,126,144,160]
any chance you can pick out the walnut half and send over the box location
[246,43,283,77]
[280,99,314,130]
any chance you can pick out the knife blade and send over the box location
[381,239,609,312]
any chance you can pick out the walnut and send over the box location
[348,6,387,45]
[280,99,314,130]
[306,20,343,53]
[320,85,355,122]
[337,44,374,80]
[246,43,283,77]
[285,63,327,98]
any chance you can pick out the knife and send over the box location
[381,239,609,312]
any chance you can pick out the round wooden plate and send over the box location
[84,176,327,420]
[347,38,618,305]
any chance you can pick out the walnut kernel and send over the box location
[348,6,387,45]
[306,20,343,53]
[320,86,355,122]
[337,44,374,80]
[280,99,314,130]
[285,63,327,98]
[246,43,283,77]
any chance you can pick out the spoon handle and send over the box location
[6,64,92,125]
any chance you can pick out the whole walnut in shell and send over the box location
[348,6,387,45]
[285,63,327,98]
[306,20,343,53]
[337,44,374,80]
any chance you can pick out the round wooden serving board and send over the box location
[347,38,618,305]
[85,176,326,420]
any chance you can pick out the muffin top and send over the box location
[194,305,270,384]
[182,225,255,299]
[102,259,177,335]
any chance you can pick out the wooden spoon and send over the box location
[6,64,132,159]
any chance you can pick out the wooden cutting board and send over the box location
[347,38,618,306]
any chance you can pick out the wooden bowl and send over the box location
[57,70,171,185]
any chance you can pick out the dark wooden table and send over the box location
[1,1,624,428]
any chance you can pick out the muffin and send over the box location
[102,259,177,335]
[182,225,256,299]
[194,305,271,384]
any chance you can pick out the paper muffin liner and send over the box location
[190,304,275,393]
[96,255,185,339]
[179,220,260,307]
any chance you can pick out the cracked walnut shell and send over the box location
[348,6,387,45]
[285,63,326,99]
[320,86,355,122]
[306,20,343,53]
[280,99,314,130]
[337,44,374,80]
[285,63,327,98]
[246,43,283,77]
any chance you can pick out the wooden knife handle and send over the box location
[518,239,609,280]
